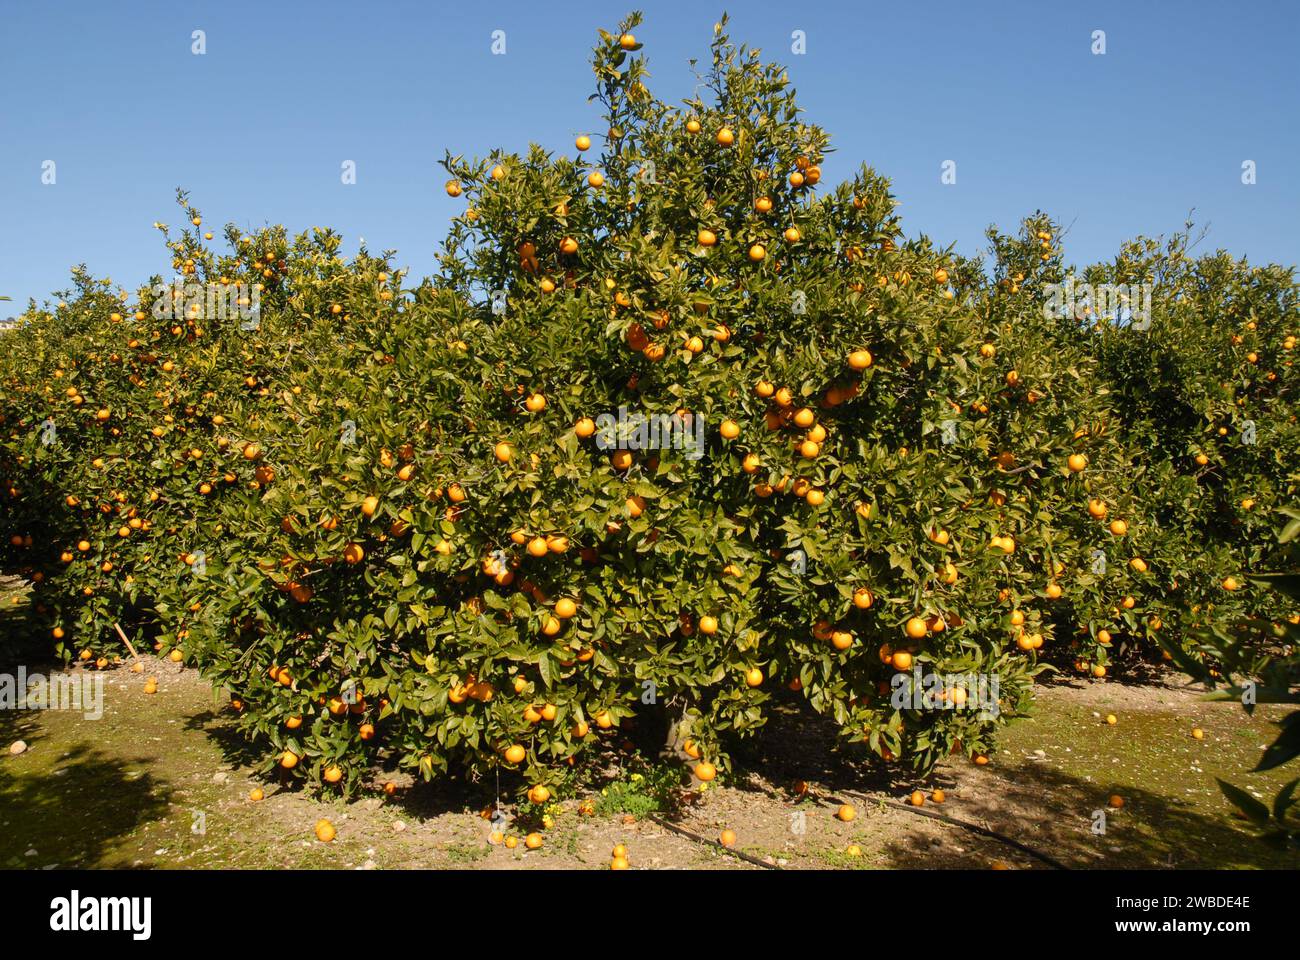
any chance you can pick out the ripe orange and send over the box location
[314,819,337,842]
[904,617,927,639]
[504,744,526,764]
[836,804,856,822]
[249,787,264,802]
[744,667,764,687]
[697,229,717,247]
[694,761,717,782]
[716,127,735,146]
[719,829,737,847]
[848,349,873,370]
[908,790,925,807]
[494,441,513,462]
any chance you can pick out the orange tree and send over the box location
[1,13,1296,799]
[185,14,1180,786]
[1074,230,1300,668]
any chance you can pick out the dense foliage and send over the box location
[2,13,1296,798]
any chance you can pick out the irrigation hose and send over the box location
[841,791,1070,870]
[648,814,782,870]
[649,795,1069,871]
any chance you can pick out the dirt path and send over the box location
[1,657,1295,870]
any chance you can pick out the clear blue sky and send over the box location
[2,0,1296,314]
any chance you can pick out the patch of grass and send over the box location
[592,763,679,818]
[444,841,489,864]
[820,847,870,869]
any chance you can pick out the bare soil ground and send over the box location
[1,651,1295,870]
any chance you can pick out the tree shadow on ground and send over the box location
[386,773,505,821]
[724,690,1298,870]
[876,758,1299,870]
[726,693,923,799]
[0,734,174,869]
[181,709,264,771]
